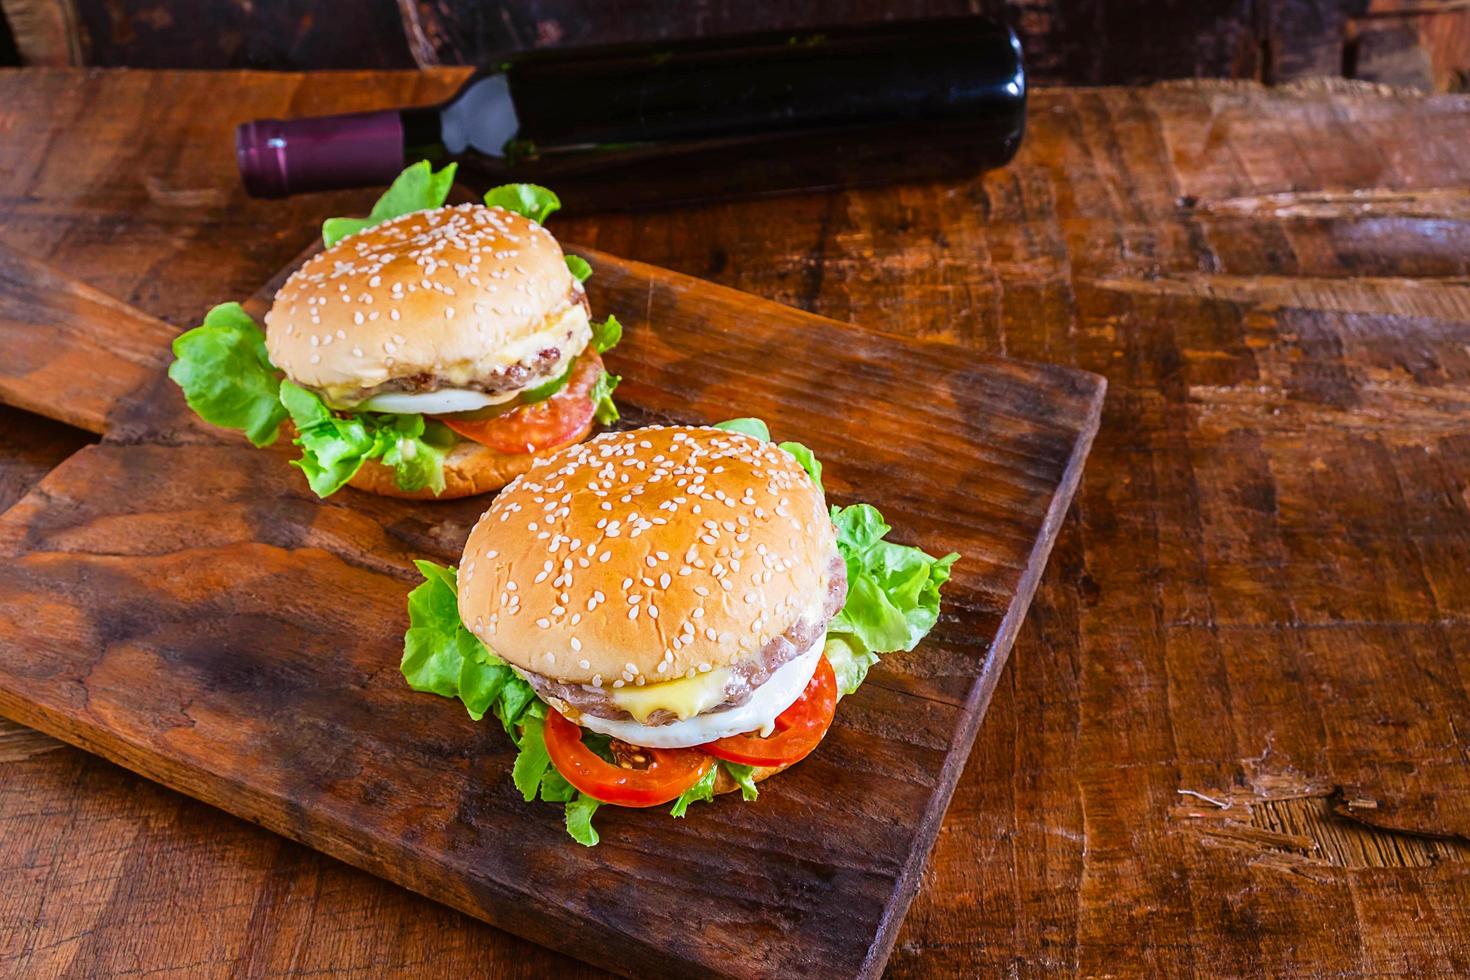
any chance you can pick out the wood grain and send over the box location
[1,68,1469,977]
[0,240,188,435]
[0,235,1101,976]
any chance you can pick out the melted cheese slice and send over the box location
[571,634,825,749]
[610,668,733,724]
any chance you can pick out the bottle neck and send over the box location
[238,77,519,198]
[237,109,409,199]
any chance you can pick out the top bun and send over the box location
[264,203,582,396]
[458,427,835,687]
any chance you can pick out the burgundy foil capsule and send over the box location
[236,111,408,198]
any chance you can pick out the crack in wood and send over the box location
[1173,781,1470,869]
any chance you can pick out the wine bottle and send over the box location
[237,17,1025,210]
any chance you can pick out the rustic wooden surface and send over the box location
[0,234,1099,978]
[4,0,1468,90]
[1,68,1469,976]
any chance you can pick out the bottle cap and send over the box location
[236,111,406,198]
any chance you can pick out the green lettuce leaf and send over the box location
[321,217,373,250]
[279,381,450,498]
[669,765,719,817]
[484,183,561,223]
[537,765,578,803]
[511,708,555,801]
[381,418,455,495]
[565,254,592,282]
[402,561,598,842]
[591,314,622,353]
[721,762,760,802]
[279,379,378,495]
[167,302,287,447]
[778,440,822,490]
[713,418,771,442]
[823,633,881,698]
[401,560,519,722]
[827,503,958,695]
[323,161,458,247]
[591,370,620,425]
[565,794,602,846]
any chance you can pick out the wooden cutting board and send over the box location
[0,238,1103,979]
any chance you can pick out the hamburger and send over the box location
[169,164,620,498]
[402,420,959,844]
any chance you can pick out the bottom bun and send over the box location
[347,419,595,500]
[712,762,792,795]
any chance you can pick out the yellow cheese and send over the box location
[610,668,732,724]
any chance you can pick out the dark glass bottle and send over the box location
[237,18,1025,210]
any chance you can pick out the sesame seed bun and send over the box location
[342,418,595,500]
[457,426,835,686]
[263,203,582,398]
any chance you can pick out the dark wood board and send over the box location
[0,240,1103,978]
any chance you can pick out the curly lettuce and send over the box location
[827,504,957,695]
[483,183,560,223]
[402,560,608,843]
[279,382,454,497]
[168,303,288,447]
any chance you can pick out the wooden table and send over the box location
[2,68,1468,976]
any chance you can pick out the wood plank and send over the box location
[0,243,1102,976]
[0,241,181,435]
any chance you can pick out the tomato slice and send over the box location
[698,656,838,767]
[440,351,602,455]
[543,707,713,808]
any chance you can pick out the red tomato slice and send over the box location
[698,656,838,767]
[543,707,713,808]
[441,351,602,455]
